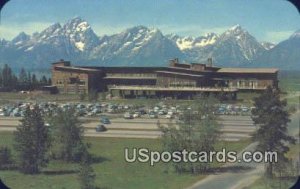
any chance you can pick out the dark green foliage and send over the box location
[0,64,16,90]
[78,150,97,189]
[14,106,51,174]
[18,68,28,86]
[0,64,50,91]
[31,74,38,89]
[39,75,48,86]
[159,97,220,174]
[0,146,13,169]
[252,86,296,178]
[49,108,86,162]
[47,78,52,85]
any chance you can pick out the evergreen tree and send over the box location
[11,75,18,90]
[48,78,52,85]
[27,72,32,89]
[31,74,38,89]
[49,108,85,162]
[252,86,296,178]
[78,150,96,189]
[14,106,51,174]
[0,146,13,169]
[2,64,13,88]
[40,75,48,86]
[0,68,3,87]
[18,68,27,84]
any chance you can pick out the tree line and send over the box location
[0,64,51,91]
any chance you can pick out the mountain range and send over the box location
[0,17,299,70]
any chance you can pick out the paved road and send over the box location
[0,115,255,141]
[0,116,255,141]
[187,142,264,189]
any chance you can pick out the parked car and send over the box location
[124,112,133,119]
[149,112,158,118]
[133,112,141,118]
[165,114,173,119]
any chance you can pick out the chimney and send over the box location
[173,58,179,64]
[169,58,179,67]
[207,58,213,67]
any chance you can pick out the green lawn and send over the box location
[0,92,80,105]
[0,132,250,189]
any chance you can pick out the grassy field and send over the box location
[0,92,80,105]
[0,91,259,109]
[279,71,300,93]
[0,132,250,189]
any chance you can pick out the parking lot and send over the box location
[0,101,256,141]
[0,100,254,118]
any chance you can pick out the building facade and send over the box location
[51,59,278,99]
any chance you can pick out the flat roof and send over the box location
[108,85,238,92]
[156,71,204,77]
[217,68,278,73]
[104,76,156,79]
[55,66,101,73]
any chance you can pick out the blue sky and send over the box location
[0,0,299,43]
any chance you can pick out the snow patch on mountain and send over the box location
[261,42,275,50]
[167,33,218,50]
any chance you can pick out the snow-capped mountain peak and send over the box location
[11,32,30,45]
[64,17,90,32]
[223,24,248,39]
[229,24,242,31]
[168,32,218,50]
[261,42,275,50]
[39,23,62,37]
[1,18,297,70]
[62,17,100,52]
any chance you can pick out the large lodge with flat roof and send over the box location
[51,58,278,100]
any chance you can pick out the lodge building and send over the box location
[51,58,278,100]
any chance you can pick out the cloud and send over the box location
[264,30,294,43]
[0,22,52,40]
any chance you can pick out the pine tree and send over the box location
[27,72,32,89]
[49,108,85,162]
[14,106,51,174]
[0,68,3,87]
[78,150,96,189]
[40,75,48,86]
[0,146,13,169]
[31,74,38,89]
[252,86,296,178]
[18,68,27,85]
[48,78,52,85]
[2,64,13,88]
